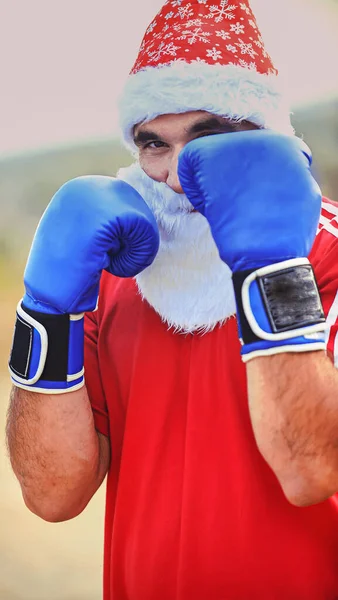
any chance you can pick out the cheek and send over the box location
[139,154,168,183]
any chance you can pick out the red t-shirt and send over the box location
[84,198,338,600]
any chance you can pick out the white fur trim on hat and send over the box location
[119,61,294,150]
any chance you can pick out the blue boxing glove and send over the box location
[178,131,326,361]
[9,176,159,392]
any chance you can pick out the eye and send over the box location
[144,140,168,149]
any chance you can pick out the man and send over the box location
[6,1,338,598]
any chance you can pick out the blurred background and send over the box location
[1,0,338,598]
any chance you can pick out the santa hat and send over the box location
[119,0,294,149]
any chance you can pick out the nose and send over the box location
[166,148,184,194]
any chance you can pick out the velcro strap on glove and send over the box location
[9,301,85,393]
[232,258,326,362]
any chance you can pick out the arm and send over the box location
[246,218,338,506]
[6,176,158,519]
[246,351,338,507]
[178,132,333,507]
[6,384,110,522]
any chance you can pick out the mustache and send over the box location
[117,163,195,216]
[146,180,194,216]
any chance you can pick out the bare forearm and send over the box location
[6,385,109,521]
[246,351,338,506]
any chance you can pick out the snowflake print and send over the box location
[230,22,245,34]
[173,22,182,32]
[148,41,181,62]
[138,39,146,54]
[206,1,236,22]
[145,41,155,53]
[254,35,268,57]
[206,46,223,61]
[260,36,268,51]
[185,18,204,27]
[172,19,201,32]
[178,26,211,45]
[146,20,157,35]
[176,4,194,19]
[132,59,143,73]
[215,29,231,40]
[239,2,250,14]
[247,61,257,71]
[238,58,257,70]
[151,30,166,41]
[132,0,276,76]
[228,59,257,72]
[235,38,257,59]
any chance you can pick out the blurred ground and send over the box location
[0,264,105,600]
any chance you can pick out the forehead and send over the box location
[134,111,228,135]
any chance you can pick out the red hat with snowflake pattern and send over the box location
[119,0,293,149]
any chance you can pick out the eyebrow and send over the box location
[133,130,162,146]
[133,117,240,146]
[188,117,239,135]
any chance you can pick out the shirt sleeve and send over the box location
[311,199,338,367]
[84,310,110,437]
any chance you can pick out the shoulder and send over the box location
[85,271,142,332]
[318,197,338,238]
[310,197,338,308]
[98,271,137,308]
[310,196,338,262]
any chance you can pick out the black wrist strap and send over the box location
[232,261,325,345]
[9,303,70,383]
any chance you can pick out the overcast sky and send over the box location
[1,0,338,156]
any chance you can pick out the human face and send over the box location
[133,111,259,194]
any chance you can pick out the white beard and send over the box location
[117,163,236,333]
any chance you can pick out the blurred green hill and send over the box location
[293,98,338,201]
[0,98,337,265]
[0,139,132,264]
